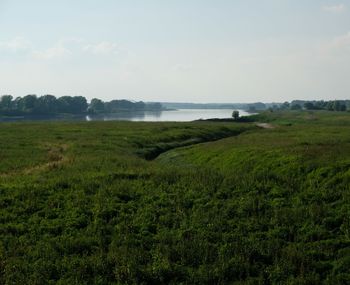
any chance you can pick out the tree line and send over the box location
[257,100,350,112]
[285,100,349,111]
[301,100,349,111]
[89,98,162,114]
[0,95,162,116]
[246,100,350,112]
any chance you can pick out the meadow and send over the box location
[0,111,349,284]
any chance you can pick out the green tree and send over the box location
[89,98,105,113]
[304,102,315,110]
[280,102,290,110]
[21,95,38,112]
[57,96,88,114]
[291,104,302,110]
[0,95,13,110]
[36,95,58,114]
[232,110,239,120]
[72,96,88,113]
[339,104,346,112]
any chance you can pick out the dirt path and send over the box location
[256,123,275,129]
[0,143,70,178]
[24,143,70,174]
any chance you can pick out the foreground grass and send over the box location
[0,111,350,284]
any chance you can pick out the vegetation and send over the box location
[271,100,349,112]
[2,95,347,118]
[88,99,162,114]
[0,95,88,116]
[160,102,247,110]
[232,110,240,120]
[0,110,350,284]
[0,95,162,117]
[302,100,348,111]
[246,100,350,112]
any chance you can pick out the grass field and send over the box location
[0,111,350,284]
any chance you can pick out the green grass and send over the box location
[0,111,350,284]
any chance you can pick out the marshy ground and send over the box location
[0,111,349,284]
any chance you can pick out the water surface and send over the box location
[87,109,251,122]
[0,109,251,122]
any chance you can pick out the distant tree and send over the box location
[334,101,345,111]
[314,100,326,110]
[232,110,240,120]
[247,102,266,111]
[36,95,58,114]
[248,106,256,112]
[339,104,347,112]
[326,101,334,111]
[57,96,73,113]
[134,101,146,111]
[104,99,146,112]
[21,95,38,112]
[0,95,13,110]
[89,98,105,113]
[57,96,87,114]
[280,102,290,110]
[304,102,315,110]
[291,104,302,110]
[12,97,23,111]
[147,102,162,111]
[72,96,88,113]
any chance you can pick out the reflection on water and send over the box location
[87,109,250,122]
[0,115,86,122]
[87,110,162,121]
[0,109,251,122]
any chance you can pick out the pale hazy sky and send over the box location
[0,0,350,103]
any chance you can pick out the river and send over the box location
[87,109,251,122]
[0,109,251,122]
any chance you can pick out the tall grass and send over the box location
[0,112,350,284]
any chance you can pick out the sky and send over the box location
[0,0,350,103]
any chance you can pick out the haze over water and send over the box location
[87,109,251,122]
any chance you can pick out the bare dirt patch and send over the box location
[256,123,275,129]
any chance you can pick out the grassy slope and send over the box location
[0,111,349,284]
[157,111,350,283]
